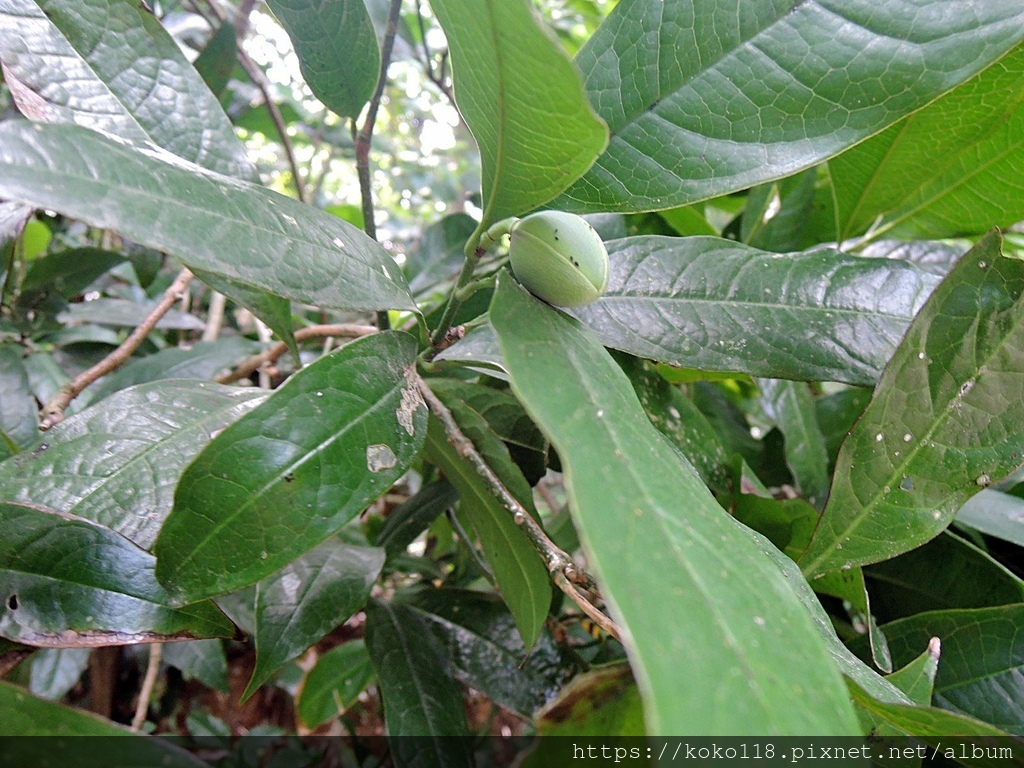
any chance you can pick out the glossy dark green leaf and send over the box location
[428,0,607,225]
[0,122,416,313]
[162,638,229,694]
[20,247,126,298]
[867,606,1024,735]
[89,338,263,401]
[533,662,645,737]
[377,480,458,558]
[758,379,830,508]
[364,599,471,758]
[957,489,1024,548]
[555,0,1024,212]
[193,22,237,100]
[0,344,38,459]
[742,170,817,253]
[490,275,859,735]
[28,647,90,701]
[865,533,1024,623]
[801,233,1024,577]
[617,354,730,493]
[886,640,940,708]
[424,407,549,651]
[815,387,873,469]
[407,588,564,718]
[265,0,379,119]
[243,540,384,700]
[572,237,941,386]
[155,332,427,604]
[297,640,375,728]
[0,0,254,179]
[0,502,235,646]
[831,43,1024,241]
[0,380,266,550]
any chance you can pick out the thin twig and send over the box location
[354,0,403,330]
[417,376,621,641]
[202,290,227,342]
[415,1,456,105]
[554,572,621,642]
[131,642,163,732]
[40,268,194,430]
[214,323,377,384]
[204,0,306,201]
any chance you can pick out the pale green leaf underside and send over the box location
[265,0,379,119]
[429,0,607,224]
[491,275,859,735]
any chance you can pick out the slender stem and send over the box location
[215,323,377,384]
[39,268,194,430]
[429,218,515,350]
[554,572,621,642]
[415,0,456,105]
[131,643,163,731]
[204,0,305,201]
[417,376,620,640]
[202,290,227,342]
[353,0,403,331]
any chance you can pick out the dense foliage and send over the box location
[3,0,1024,753]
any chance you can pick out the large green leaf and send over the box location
[801,233,1024,577]
[265,0,379,119]
[859,607,1024,736]
[0,122,415,313]
[423,407,550,651]
[0,380,266,550]
[572,237,941,386]
[243,540,384,700]
[428,0,607,225]
[0,0,254,179]
[490,275,859,735]
[0,502,234,646]
[155,332,427,604]
[830,43,1024,241]
[363,599,471,762]
[555,0,1024,212]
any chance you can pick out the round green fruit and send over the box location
[508,211,609,307]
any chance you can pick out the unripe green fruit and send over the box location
[508,211,609,307]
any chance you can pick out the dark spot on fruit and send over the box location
[7,594,18,610]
